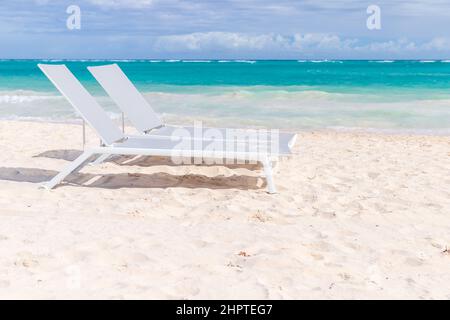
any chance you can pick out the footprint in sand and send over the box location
[321,184,339,193]
[311,253,324,261]
[249,211,272,223]
[368,172,380,179]
[310,241,333,252]
[128,252,151,264]
[127,210,145,218]
[338,273,352,281]
[404,257,425,267]
[192,239,209,248]
[320,211,337,219]
[15,258,39,268]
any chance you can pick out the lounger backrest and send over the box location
[88,64,164,133]
[38,64,125,145]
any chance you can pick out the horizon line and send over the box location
[1,58,450,61]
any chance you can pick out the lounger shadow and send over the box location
[0,167,263,190]
[34,150,263,170]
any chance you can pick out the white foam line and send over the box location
[235,60,256,64]
[371,60,394,63]
[182,60,211,63]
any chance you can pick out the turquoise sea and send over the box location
[1,59,450,133]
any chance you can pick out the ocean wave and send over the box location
[0,115,78,123]
[182,60,212,63]
[298,60,343,63]
[325,126,450,136]
[217,60,256,64]
[0,93,61,104]
[235,60,256,64]
[371,60,395,63]
[140,88,352,100]
[39,59,123,63]
[1,87,449,134]
[110,59,136,62]
[420,60,436,63]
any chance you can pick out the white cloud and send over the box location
[292,0,450,16]
[155,32,284,51]
[355,37,450,53]
[422,37,450,51]
[154,32,356,52]
[154,32,450,57]
[291,34,357,51]
[87,0,154,9]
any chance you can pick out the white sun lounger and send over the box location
[87,64,297,148]
[38,64,294,193]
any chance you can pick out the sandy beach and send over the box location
[0,119,449,299]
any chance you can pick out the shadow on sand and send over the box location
[1,149,265,191]
[33,149,263,170]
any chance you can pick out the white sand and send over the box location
[0,120,449,299]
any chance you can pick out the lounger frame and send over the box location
[38,63,292,194]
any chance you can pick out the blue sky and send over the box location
[1,0,450,59]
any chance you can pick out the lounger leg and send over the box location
[41,150,95,190]
[272,160,279,174]
[90,153,111,165]
[262,159,277,194]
